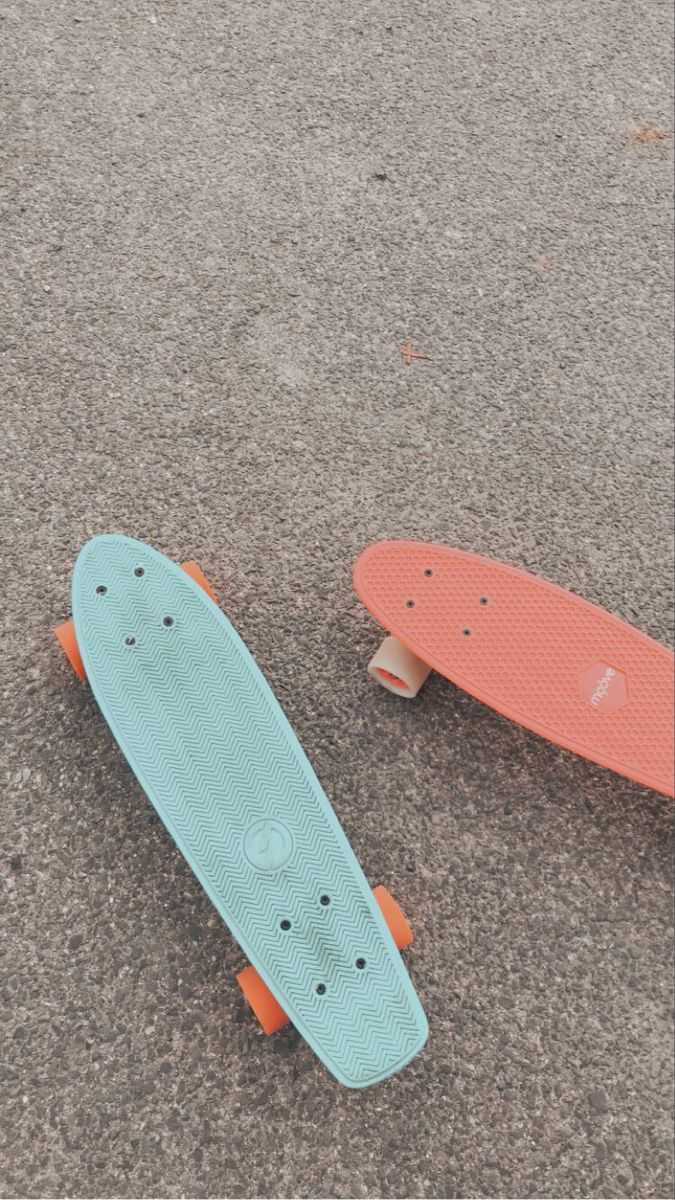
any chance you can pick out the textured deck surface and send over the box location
[72,535,427,1088]
[354,542,675,796]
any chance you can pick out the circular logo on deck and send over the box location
[579,662,629,714]
[243,819,294,872]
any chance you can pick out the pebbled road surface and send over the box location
[1,1,673,1197]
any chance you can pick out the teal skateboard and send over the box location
[54,535,427,1088]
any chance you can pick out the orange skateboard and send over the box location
[354,542,674,798]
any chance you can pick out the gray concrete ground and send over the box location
[1,1,673,1196]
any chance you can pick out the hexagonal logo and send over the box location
[243,818,294,872]
[579,662,629,714]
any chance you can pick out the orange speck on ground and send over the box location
[397,341,428,366]
[626,125,667,144]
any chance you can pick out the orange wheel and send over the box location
[180,560,217,603]
[236,965,289,1035]
[53,620,86,681]
[373,885,413,950]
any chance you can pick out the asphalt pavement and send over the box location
[1,1,673,1196]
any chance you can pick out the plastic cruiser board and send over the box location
[354,541,674,798]
[55,535,428,1087]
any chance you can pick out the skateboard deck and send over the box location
[354,541,674,798]
[58,535,428,1087]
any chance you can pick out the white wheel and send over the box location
[367,636,431,698]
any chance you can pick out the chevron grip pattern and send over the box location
[72,536,428,1087]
